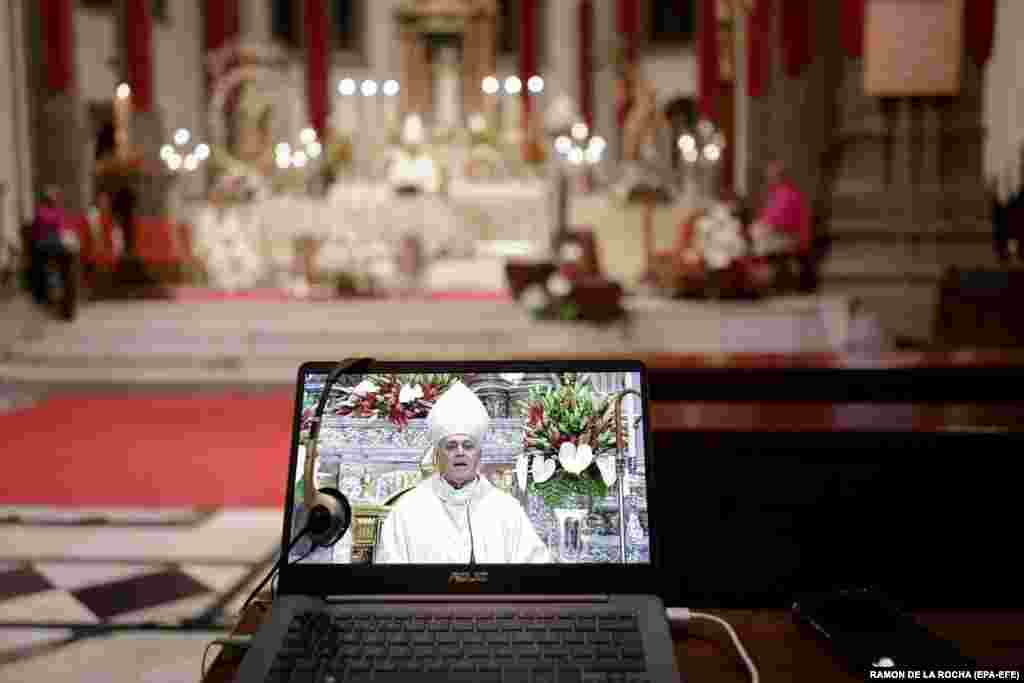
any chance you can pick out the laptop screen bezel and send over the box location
[276,359,664,597]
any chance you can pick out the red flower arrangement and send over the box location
[330,373,462,428]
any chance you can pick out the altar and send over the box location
[186,179,552,290]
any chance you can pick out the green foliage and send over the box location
[528,469,608,508]
[558,301,580,321]
[520,377,618,458]
[519,377,628,508]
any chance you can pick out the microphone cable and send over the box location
[466,504,476,569]
[240,522,314,615]
[241,356,374,615]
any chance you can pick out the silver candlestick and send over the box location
[611,388,641,564]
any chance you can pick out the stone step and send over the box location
[825,219,991,242]
[827,189,988,225]
[819,281,939,345]
[818,240,998,280]
[1,296,855,385]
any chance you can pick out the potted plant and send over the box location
[515,374,626,561]
[515,374,623,505]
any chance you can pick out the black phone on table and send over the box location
[792,587,978,675]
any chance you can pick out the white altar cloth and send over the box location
[187,181,552,289]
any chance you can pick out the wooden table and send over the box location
[202,600,1024,682]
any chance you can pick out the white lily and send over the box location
[521,285,547,311]
[547,274,572,298]
[398,384,423,404]
[532,455,556,483]
[596,455,618,487]
[515,454,530,493]
[352,379,378,396]
[558,442,595,475]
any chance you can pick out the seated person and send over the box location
[750,159,811,257]
[28,186,77,306]
[376,382,552,564]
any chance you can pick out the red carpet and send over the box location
[0,391,295,507]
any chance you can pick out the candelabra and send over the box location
[547,121,606,256]
[677,119,726,203]
[158,127,210,222]
[160,128,210,175]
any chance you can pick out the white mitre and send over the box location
[426,381,491,447]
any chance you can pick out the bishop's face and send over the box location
[439,434,481,487]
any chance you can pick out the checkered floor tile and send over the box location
[0,507,282,666]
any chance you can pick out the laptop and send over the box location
[235,360,680,682]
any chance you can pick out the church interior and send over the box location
[1,0,1023,679]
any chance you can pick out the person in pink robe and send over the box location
[751,160,812,256]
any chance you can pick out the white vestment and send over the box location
[375,474,552,564]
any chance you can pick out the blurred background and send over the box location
[1,1,1023,679]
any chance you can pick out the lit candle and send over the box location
[360,79,378,154]
[333,78,358,136]
[501,76,523,138]
[114,82,133,157]
[402,114,425,146]
[482,75,499,131]
[381,79,400,132]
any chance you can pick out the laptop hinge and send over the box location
[324,595,611,603]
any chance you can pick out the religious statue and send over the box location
[233,81,275,176]
[612,63,675,284]
[622,78,669,165]
[614,64,674,204]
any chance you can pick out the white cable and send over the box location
[667,607,760,683]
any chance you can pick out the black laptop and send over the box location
[234,360,680,682]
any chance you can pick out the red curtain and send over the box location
[578,0,594,128]
[840,0,865,58]
[124,0,153,111]
[519,0,537,120]
[305,0,328,136]
[41,0,75,93]
[617,0,640,64]
[780,0,812,77]
[205,0,240,56]
[747,0,772,97]
[698,0,719,121]
[965,0,996,67]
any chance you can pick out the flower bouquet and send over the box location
[520,272,625,325]
[328,373,463,429]
[516,374,625,507]
[693,204,747,271]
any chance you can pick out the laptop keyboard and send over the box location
[264,607,652,683]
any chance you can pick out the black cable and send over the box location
[242,359,372,615]
[466,505,476,569]
[240,525,311,615]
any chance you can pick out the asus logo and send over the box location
[449,571,489,585]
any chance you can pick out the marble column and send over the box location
[3,0,35,229]
[414,36,431,118]
[30,0,88,212]
[119,0,168,217]
[400,28,431,119]
[480,11,497,121]
[399,28,417,118]
[462,16,481,120]
[240,0,273,45]
[746,0,990,341]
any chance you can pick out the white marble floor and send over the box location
[0,507,282,675]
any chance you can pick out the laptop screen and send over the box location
[287,366,650,567]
